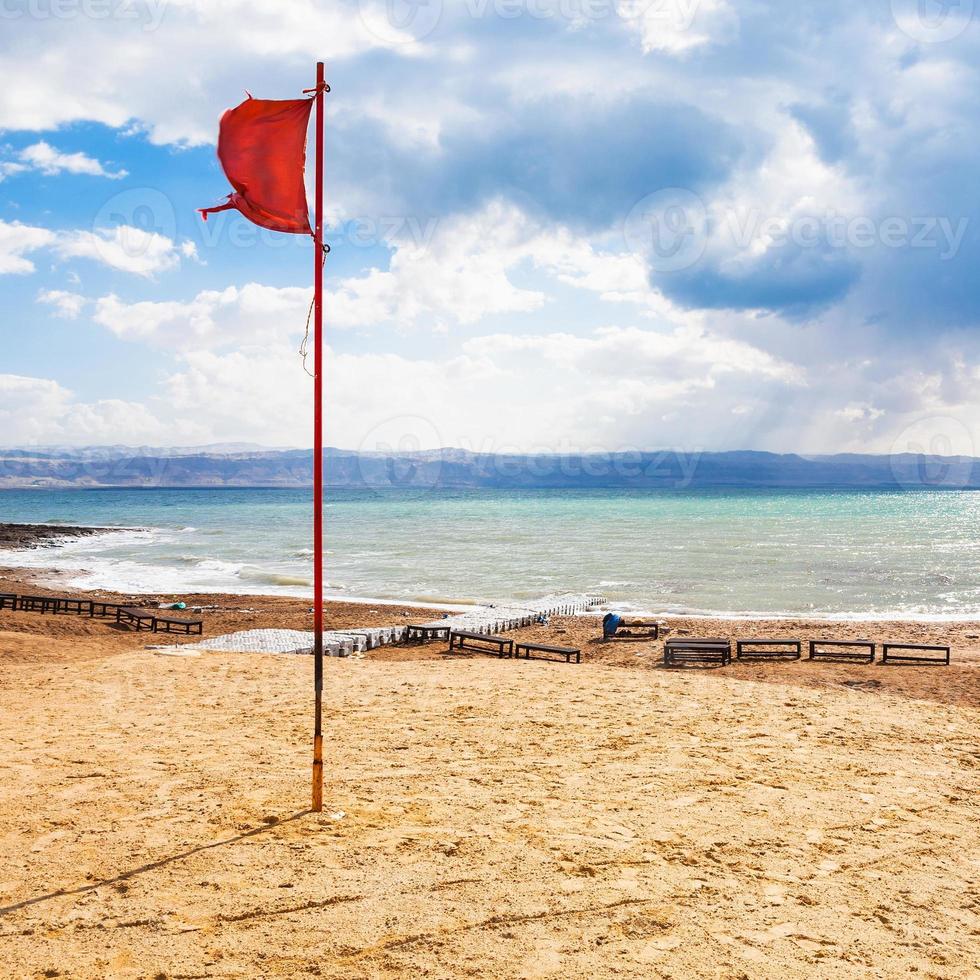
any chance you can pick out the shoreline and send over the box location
[7,555,980,623]
[2,565,978,676]
[2,523,980,624]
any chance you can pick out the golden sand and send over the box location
[1,573,978,978]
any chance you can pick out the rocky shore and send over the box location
[0,522,125,550]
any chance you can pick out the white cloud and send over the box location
[54,225,189,277]
[330,202,547,330]
[164,346,313,446]
[144,320,804,451]
[328,202,688,332]
[697,120,865,273]
[37,289,88,318]
[619,0,739,55]
[0,161,28,180]
[92,283,312,346]
[9,141,127,179]
[0,373,176,446]
[0,0,418,144]
[0,220,55,274]
[9,321,980,455]
[0,218,193,279]
[523,228,684,320]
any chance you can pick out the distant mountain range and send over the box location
[0,446,977,490]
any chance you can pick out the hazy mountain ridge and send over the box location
[0,447,976,490]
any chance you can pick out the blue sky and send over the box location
[1,0,979,456]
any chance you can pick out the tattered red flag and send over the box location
[198,94,313,234]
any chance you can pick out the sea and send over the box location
[1,486,978,620]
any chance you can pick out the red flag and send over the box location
[199,94,313,235]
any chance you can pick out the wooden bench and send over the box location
[608,620,660,640]
[0,593,16,610]
[116,606,157,632]
[448,630,513,657]
[515,642,581,664]
[664,637,731,667]
[89,600,120,618]
[154,614,204,636]
[736,638,802,661]
[808,640,875,663]
[18,594,59,614]
[882,643,950,666]
[406,624,452,643]
[55,597,93,615]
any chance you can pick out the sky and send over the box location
[1,0,979,457]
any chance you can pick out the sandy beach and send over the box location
[1,568,979,978]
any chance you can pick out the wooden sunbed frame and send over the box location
[515,641,581,663]
[0,592,203,634]
[664,637,732,667]
[881,643,950,665]
[116,607,158,632]
[448,630,513,657]
[808,640,875,663]
[736,638,802,660]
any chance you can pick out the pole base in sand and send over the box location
[312,734,323,812]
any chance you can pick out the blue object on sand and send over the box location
[602,613,622,638]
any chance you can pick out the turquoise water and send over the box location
[1,487,979,618]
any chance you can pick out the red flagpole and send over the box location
[311,60,325,813]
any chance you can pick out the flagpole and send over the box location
[311,59,325,813]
